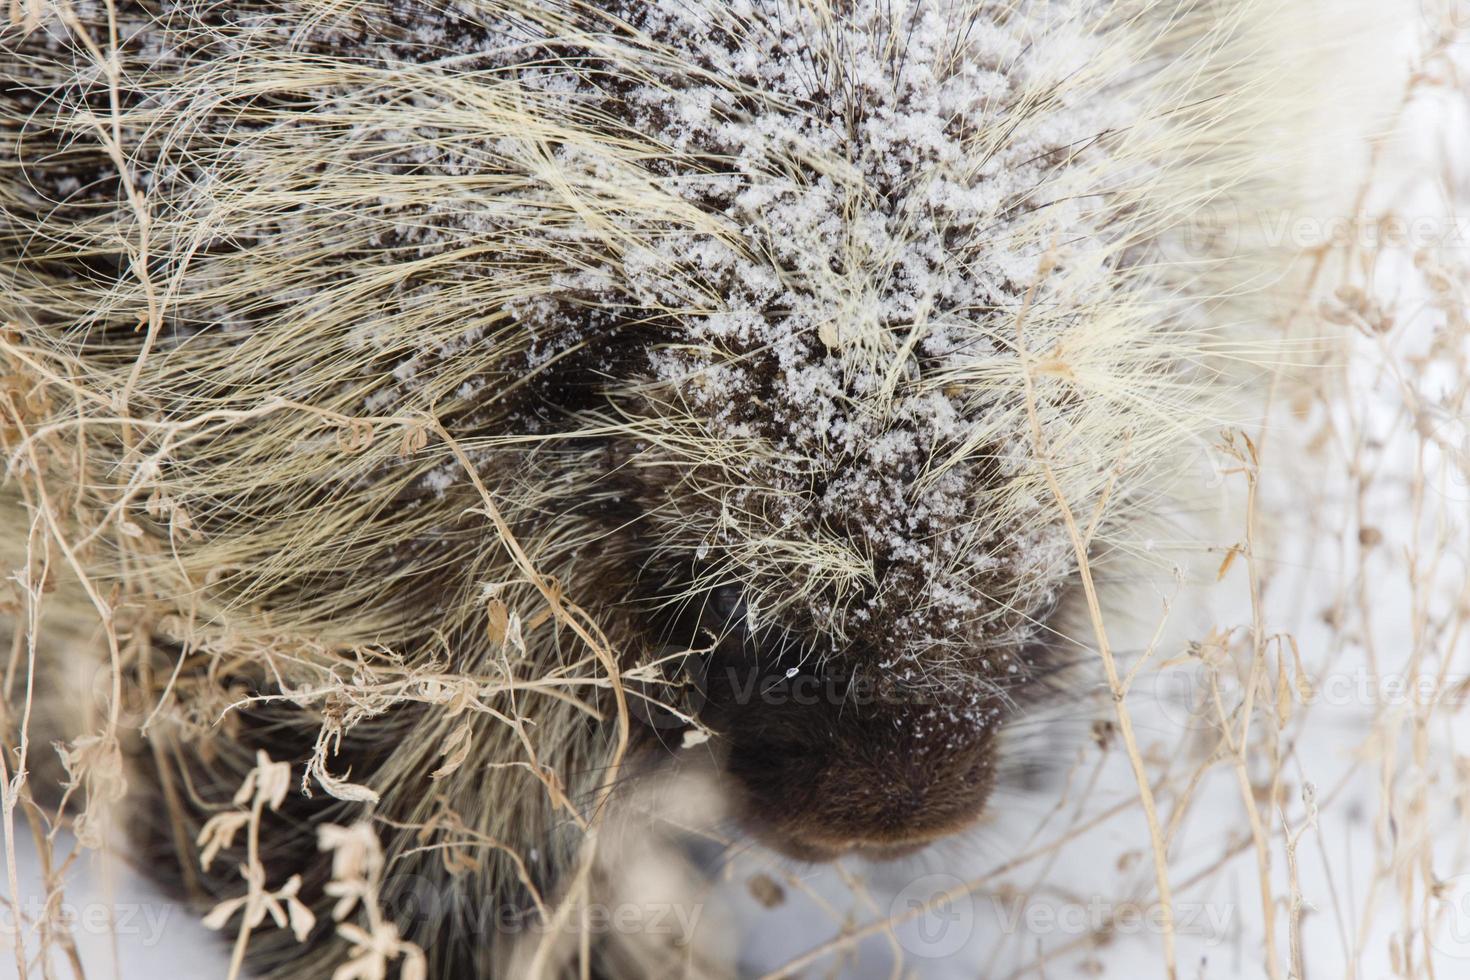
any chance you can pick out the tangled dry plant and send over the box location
[628,8,1470,979]
[1,1,1468,979]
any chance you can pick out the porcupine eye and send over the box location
[695,588,1003,862]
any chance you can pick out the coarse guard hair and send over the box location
[0,0,1395,977]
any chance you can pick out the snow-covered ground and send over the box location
[703,20,1470,980]
[4,831,222,979]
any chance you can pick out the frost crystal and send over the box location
[499,1,1121,665]
[57,0,1140,676]
[358,0,1127,669]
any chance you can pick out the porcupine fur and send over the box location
[0,0,1397,976]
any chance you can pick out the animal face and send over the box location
[471,0,1152,858]
[0,0,1203,871]
[510,0,1117,854]
[688,585,1009,859]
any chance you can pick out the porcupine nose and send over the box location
[705,657,1002,861]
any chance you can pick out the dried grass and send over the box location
[0,1,1466,979]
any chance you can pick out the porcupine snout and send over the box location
[693,594,1003,862]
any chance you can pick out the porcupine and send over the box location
[0,0,1394,976]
